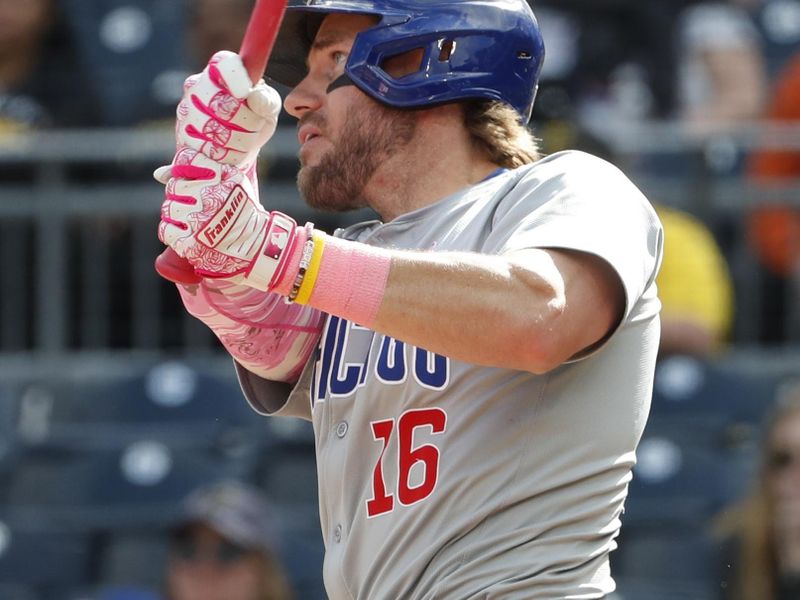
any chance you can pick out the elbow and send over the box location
[512,294,569,375]
[502,254,570,374]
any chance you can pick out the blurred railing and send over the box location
[1,121,799,381]
[606,121,800,346]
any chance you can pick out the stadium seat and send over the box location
[83,586,161,600]
[0,584,39,600]
[0,384,20,481]
[612,519,725,600]
[257,442,320,509]
[3,442,240,531]
[0,519,90,592]
[652,355,776,426]
[624,422,756,528]
[20,362,269,463]
[611,576,716,600]
[612,525,718,588]
[59,0,188,126]
[645,355,773,497]
[93,532,168,593]
[279,528,327,600]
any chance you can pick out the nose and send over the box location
[284,74,325,119]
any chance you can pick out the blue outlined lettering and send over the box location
[413,347,449,390]
[376,336,407,384]
[313,317,450,402]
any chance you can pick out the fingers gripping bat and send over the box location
[155,0,289,285]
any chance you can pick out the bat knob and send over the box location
[155,248,203,284]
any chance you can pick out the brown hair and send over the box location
[715,381,800,599]
[463,99,542,169]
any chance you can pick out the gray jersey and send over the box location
[237,151,664,599]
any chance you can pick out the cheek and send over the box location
[326,87,364,138]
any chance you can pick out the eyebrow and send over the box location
[305,31,351,68]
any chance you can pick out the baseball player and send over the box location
[155,1,664,598]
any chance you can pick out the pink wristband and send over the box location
[307,235,392,327]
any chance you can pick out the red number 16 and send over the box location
[366,408,447,518]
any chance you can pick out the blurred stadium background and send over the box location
[0,0,799,598]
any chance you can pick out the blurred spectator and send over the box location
[733,0,800,77]
[533,0,683,142]
[655,204,735,357]
[136,0,255,127]
[189,0,255,69]
[165,480,294,600]
[716,380,800,599]
[746,51,800,343]
[675,0,769,135]
[0,0,100,129]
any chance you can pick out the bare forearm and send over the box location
[368,248,621,373]
[370,251,558,371]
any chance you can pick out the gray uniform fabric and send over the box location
[237,151,664,599]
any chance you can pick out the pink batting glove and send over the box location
[155,51,281,284]
[178,279,325,383]
[156,149,298,290]
[176,50,281,172]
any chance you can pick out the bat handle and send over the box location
[239,0,286,84]
[155,248,202,284]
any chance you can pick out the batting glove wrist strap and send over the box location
[244,212,298,290]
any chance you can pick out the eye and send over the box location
[332,51,348,66]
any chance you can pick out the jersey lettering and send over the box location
[313,317,450,404]
[329,317,365,396]
[366,419,395,517]
[414,347,450,390]
[376,336,407,384]
[313,316,340,403]
[366,408,447,518]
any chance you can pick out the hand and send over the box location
[155,52,282,285]
[156,148,297,290]
[177,50,282,171]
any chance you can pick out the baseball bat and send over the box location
[155,0,289,285]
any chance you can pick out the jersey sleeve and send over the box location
[235,358,314,420]
[487,151,664,324]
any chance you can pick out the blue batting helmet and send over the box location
[266,0,546,123]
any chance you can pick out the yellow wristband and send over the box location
[294,232,326,305]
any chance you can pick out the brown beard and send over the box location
[297,97,416,213]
